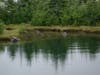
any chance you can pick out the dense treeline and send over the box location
[0,0,100,26]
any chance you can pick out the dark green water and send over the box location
[0,34,100,75]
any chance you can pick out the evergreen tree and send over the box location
[0,0,100,26]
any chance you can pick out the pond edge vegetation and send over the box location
[0,24,100,42]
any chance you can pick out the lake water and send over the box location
[0,34,100,75]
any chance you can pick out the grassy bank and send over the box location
[0,24,100,41]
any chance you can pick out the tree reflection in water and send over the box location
[0,35,100,68]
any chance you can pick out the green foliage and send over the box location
[0,0,100,26]
[19,26,27,34]
[0,20,4,34]
[31,0,100,26]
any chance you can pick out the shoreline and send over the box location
[0,25,100,42]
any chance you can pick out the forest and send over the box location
[0,0,100,26]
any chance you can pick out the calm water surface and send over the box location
[0,34,100,75]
